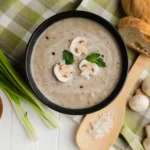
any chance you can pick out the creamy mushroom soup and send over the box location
[31,18,122,109]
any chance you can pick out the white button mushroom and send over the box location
[142,76,150,96]
[54,62,73,82]
[143,125,150,150]
[70,37,88,56]
[129,89,149,112]
[79,60,99,79]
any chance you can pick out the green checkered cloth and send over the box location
[0,0,81,62]
[0,0,149,150]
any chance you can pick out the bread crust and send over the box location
[119,16,150,34]
[121,0,150,24]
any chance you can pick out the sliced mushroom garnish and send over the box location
[79,60,99,79]
[54,63,74,82]
[70,37,88,56]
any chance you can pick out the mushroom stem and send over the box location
[143,138,150,150]
[135,89,144,95]
[143,125,150,150]
[146,125,150,138]
[142,76,150,96]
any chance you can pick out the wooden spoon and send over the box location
[0,97,3,119]
[76,54,150,150]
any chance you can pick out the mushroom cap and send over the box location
[129,94,149,112]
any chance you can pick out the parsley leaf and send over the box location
[63,50,74,64]
[86,53,106,67]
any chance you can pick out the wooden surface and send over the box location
[0,89,79,150]
[76,54,150,150]
[0,88,116,150]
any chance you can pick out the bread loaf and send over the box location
[121,0,150,24]
[118,16,150,57]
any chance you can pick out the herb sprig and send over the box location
[86,53,106,67]
[63,50,74,64]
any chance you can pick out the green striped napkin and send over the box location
[0,0,149,150]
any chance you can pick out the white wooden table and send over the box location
[0,89,115,150]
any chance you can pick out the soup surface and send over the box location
[31,18,122,109]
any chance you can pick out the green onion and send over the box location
[0,49,62,140]
[4,90,38,141]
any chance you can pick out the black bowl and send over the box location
[25,11,128,115]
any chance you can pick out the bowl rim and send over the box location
[25,10,128,115]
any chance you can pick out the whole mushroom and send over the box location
[143,125,150,150]
[129,89,149,112]
[142,76,150,96]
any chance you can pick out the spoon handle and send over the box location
[118,54,150,105]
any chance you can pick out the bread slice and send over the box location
[118,16,150,57]
[121,0,150,24]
